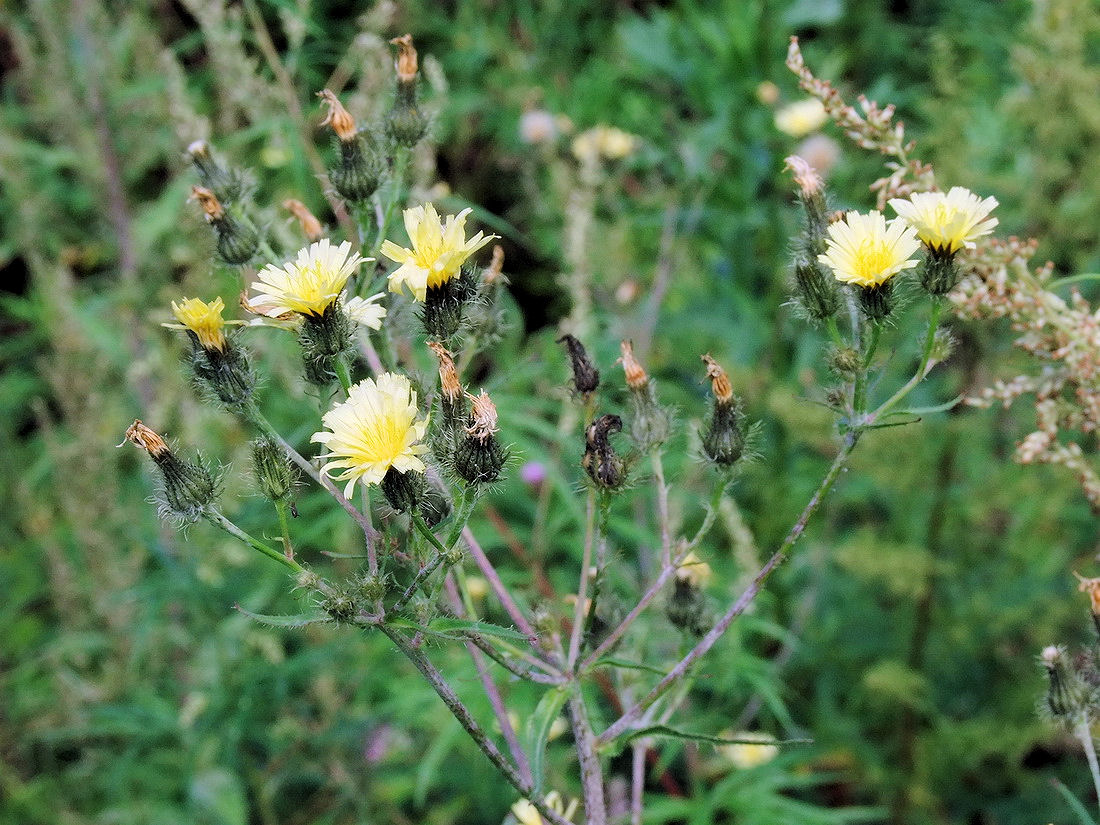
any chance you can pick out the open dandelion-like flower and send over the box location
[888,187,998,255]
[250,239,368,317]
[343,293,387,330]
[164,296,242,351]
[311,372,430,497]
[818,211,921,288]
[381,204,496,301]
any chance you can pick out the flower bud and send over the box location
[666,575,709,637]
[582,414,625,489]
[251,438,298,503]
[792,254,839,322]
[189,336,255,407]
[380,466,425,513]
[122,420,217,523]
[318,90,384,203]
[701,355,746,468]
[619,340,670,451]
[1041,645,1087,720]
[454,390,507,484]
[283,198,324,242]
[186,140,246,204]
[321,587,358,623]
[827,346,862,377]
[190,186,259,265]
[558,334,600,396]
[385,35,428,148]
[785,155,828,254]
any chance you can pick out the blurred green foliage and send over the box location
[3,1,1099,823]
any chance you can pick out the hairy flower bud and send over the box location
[251,438,298,503]
[318,90,383,202]
[558,334,600,396]
[856,281,895,322]
[122,420,217,523]
[386,35,428,148]
[793,255,839,322]
[582,414,625,489]
[186,140,246,204]
[919,246,962,296]
[1041,645,1088,720]
[455,390,507,484]
[701,355,746,467]
[190,186,259,265]
[619,340,670,451]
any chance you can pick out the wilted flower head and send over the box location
[1075,571,1100,616]
[889,186,998,255]
[818,210,920,288]
[190,185,224,220]
[283,199,324,242]
[317,89,357,141]
[618,339,649,390]
[381,204,496,301]
[389,33,418,82]
[250,239,368,317]
[343,293,387,330]
[311,372,430,497]
[774,98,828,137]
[166,296,237,351]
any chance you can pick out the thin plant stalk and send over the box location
[1075,717,1100,818]
[567,489,598,670]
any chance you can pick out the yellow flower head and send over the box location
[343,293,387,330]
[165,296,235,351]
[381,204,496,301]
[675,550,713,588]
[818,210,921,288]
[250,239,368,317]
[571,124,638,162]
[719,730,780,769]
[510,792,578,825]
[774,98,828,138]
[311,372,430,497]
[888,186,998,254]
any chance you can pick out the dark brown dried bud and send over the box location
[582,414,624,488]
[558,334,600,395]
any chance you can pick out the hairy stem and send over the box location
[205,510,303,573]
[569,686,607,825]
[567,490,597,669]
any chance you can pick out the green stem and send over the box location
[853,321,883,414]
[1075,717,1100,818]
[874,299,943,420]
[274,498,294,561]
[370,146,411,260]
[205,510,303,573]
[825,315,844,348]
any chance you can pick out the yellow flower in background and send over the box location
[343,293,387,330]
[675,550,713,588]
[888,187,999,254]
[165,296,238,351]
[774,98,828,138]
[381,204,496,301]
[719,730,780,769]
[571,124,638,162]
[510,791,578,825]
[818,210,920,288]
[311,372,429,497]
[250,239,368,317]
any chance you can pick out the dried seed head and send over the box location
[190,185,224,221]
[701,354,733,405]
[389,34,419,82]
[618,340,649,390]
[582,413,625,489]
[318,89,357,141]
[427,341,463,404]
[465,390,499,442]
[558,334,600,395]
[121,420,169,457]
[283,199,324,242]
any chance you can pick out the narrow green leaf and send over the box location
[525,686,569,796]
[234,605,331,628]
[622,724,812,749]
[385,616,528,643]
[589,656,669,676]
